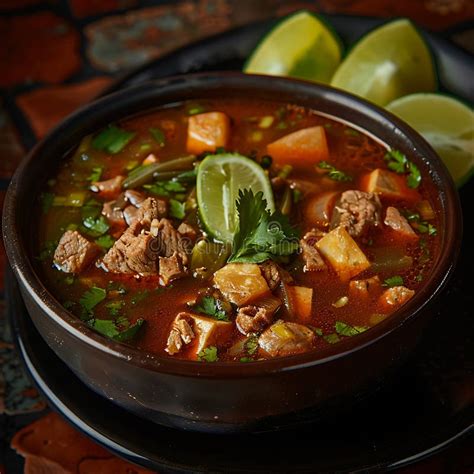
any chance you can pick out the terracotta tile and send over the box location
[0,100,24,179]
[85,2,231,72]
[11,412,154,473]
[69,0,138,18]
[0,12,81,87]
[16,77,112,139]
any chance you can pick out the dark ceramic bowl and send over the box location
[3,73,462,433]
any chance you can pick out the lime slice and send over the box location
[197,153,274,243]
[387,93,474,187]
[331,19,436,106]
[244,11,343,84]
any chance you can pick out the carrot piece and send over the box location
[360,168,420,203]
[283,284,313,322]
[267,126,329,166]
[186,112,230,154]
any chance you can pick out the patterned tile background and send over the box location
[0,0,473,472]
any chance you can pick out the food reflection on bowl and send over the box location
[2,73,462,432]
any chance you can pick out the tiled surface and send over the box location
[0,1,472,472]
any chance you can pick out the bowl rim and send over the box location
[2,71,463,378]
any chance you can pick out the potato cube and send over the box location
[349,275,381,300]
[316,226,370,281]
[214,263,270,306]
[361,168,420,203]
[186,313,233,356]
[186,112,230,154]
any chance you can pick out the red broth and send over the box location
[37,99,440,362]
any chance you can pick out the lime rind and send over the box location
[244,10,343,84]
[197,153,275,243]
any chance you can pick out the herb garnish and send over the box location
[80,287,106,316]
[81,198,102,220]
[323,333,340,344]
[88,167,103,182]
[335,321,368,336]
[383,275,404,287]
[198,346,219,362]
[244,335,259,355]
[82,215,109,237]
[403,211,437,236]
[105,300,125,317]
[169,199,186,219]
[384,149,421,189]
[317,161,353,182]
[95,235,115,250]
[228,189,299,264]
[143,180,186,197]
[149,127,166,147]
[192,296,229,321]
[92,125,136,154]
[89,317,144,342]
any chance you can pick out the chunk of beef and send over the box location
[331,190,382,238]
[258,320,316,357]
[124,190,146,207]
[100,222,158,275]
[379,286,415,311]
[123,205,140,226]
[156,218,191,265]
[102,200,125,226]
[259,260,293,290]
[136,197,167,227]
[300,240,326,272]
[349,275,381,299]
[384,207,418,240]
[165,313,195,355]
[177,222,198,240]
[91,176,124,197]
[159,252,188,286]
[53,230,100,274]
[236,305,274,335]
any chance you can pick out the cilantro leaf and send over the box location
[383,275,404,287]
[143,180,186,197]
[169,199,186,220]
[192,296,229,321]
[82,216,109,237]
[105,300,125,317]
[384,149,421,189]
[401,210,437,236]
[89,317,144,342]
[95,235,115,250]
[88,167,103,182]
[335,321,368,337]
[81,198,102,220]
[80,287,106,313]
[244,335,259,355]
[228,189,299,264]
[198,346,219,362]
[92,125,136,154]
[114,319,144,342]
[317,161,352,182]
[149,127,166,146]
[240,357,253,363]
[323,333,340,344]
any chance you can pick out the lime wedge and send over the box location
[331,19,436,106]
[244,11,343,84]
[387,93,474,187]
[197,153,274,243]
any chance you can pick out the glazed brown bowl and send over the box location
[2,73,462,433]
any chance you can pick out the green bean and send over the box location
[279,186,292,216]
[123,155,196,189]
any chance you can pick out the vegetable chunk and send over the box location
[186,112,230,154]
[316,226,370,281]
[214,263,270,306]
[283,284,313,322]
[379,286,415,312]
[267,126,329,166]
[361,168,420,203]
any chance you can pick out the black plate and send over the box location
[8,15,474,473]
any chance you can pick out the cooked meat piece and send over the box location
[258,320,316,357]
[300,239,327,272]
[165,313,195,355]
[384,207,418,240]
[159,252,188,286]
[136,197,167,226]
[349,275,381,299]
[331,190,382,238]
[236,305,274,335]
[124,189,146,207]
[379,286,415,311]
[156,218,191,264]
[91,176,124,197]
[302,229,326,245]
[123,205,140,226]
[177,222,198,240]
[100,222,158,275]
[102,200,125,226]
[53,230,100,274]
[259,260,293,290]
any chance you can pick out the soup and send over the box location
[37,99,440,362]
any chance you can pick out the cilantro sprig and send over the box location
[191,296,229,321]
[228,189,299,264]
[384,149,421,189]
[89,317,144,342]
[198,346,219,362]
[383,275,404,287]
[403,211,437,236]
[92,125,136,154]
[317,161,352,182]
[335,321,368,336]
